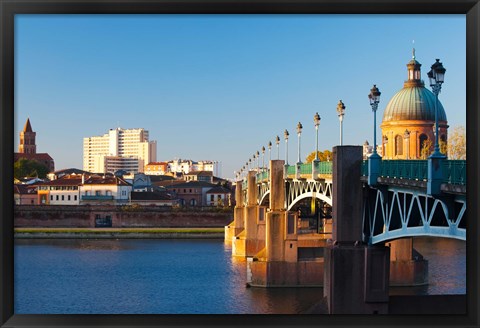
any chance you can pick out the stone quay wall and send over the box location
[14,205,233,228]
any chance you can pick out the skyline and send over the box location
[15,14,466,179]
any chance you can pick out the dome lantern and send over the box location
[405,47,423,87]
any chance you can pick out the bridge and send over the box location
[241,158,466,244]
[225,146,466,313]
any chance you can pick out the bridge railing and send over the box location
[255,170,269,182]
[300,163,311,175]
[380,160,428,181]
[442,160,466,185]
[362,159,466,185]
[286,165,296,175]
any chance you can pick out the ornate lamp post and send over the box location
[284,129,290,165]
[404,129,411,160]
[427,59,446,158]
[261,147,265,172]
[368,85,381,156]
[268,141,272,163]
[314,112,321,161]
[296,122,303,164]
[337,100,346,146]
[367,85,381,187]
[275,136,280,160]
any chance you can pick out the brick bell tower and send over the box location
[19,118,37,154]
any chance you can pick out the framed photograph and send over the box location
[2,1,478,327]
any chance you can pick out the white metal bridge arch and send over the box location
[362,185,466,244]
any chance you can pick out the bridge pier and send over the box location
[324,146,390,314]
[225,181,244,245]
[388,238,428,286]
[247,160,324,287]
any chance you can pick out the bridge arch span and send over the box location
[370,230,466,245]
[259,191,270,206]
[287,191,332,211]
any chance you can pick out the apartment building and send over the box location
[83,127,157,174]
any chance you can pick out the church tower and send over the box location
[19,118,37,154]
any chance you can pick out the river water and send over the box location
[14,237,465,314]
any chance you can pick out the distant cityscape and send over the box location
[14,118,232,208]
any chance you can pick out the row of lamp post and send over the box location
[236,59,445,181]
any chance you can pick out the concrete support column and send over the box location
[244,171,258,241]
[234,181,244,231]
[387,238,428,286]
[266,160,286,261]
[325,146,390,314]
[332,146,363,243]
[269,160,285,211]
[427,156,445,196]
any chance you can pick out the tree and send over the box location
[447,126,466,160]
[14,158,49,179]
[305,150,333,163]
[420,139,433,159]
[440,139,448,157]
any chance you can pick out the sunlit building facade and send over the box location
[83,127,157,174]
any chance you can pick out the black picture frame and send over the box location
[1,0,479,327]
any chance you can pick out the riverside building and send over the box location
[83,127,157,174]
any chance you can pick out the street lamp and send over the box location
[275,136,280,160]
[337,100,346,146]
[261,147,265,171]
[314,112,321,161]
[404,129,410,160]
[296,122,303,164]
[284,129,290,165]
[368,85,381,156]
[268,141,272,163]
[427,59,446,158]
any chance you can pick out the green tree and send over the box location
[447,126,466,160]
[14,158,49,179]
[305,150,332,163]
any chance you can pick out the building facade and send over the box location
[380,51,448,159]
[83,127,157,174]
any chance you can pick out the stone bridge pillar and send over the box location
[324,146,390,314]
[243,171,261,256]
[225,181,244,244]
[265,160,286,261]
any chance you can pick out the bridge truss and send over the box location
[362,185,466,244]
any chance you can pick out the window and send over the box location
[68,195,71,201]
[50,195,53,201]
[74,195,77,201]
[210,195,214,201]
[62,195,64,201]
[190,199,196,206]
[56,195,59,201]
[217,195,222,200]
[395,135,403,156]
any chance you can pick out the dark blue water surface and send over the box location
[14,237,465,314]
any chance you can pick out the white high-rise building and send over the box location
[83,127,157,174]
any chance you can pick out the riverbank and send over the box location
[14,227,225,239]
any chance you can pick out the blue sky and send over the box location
[15,14,466,179]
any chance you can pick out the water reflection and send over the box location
[14,237,465,314]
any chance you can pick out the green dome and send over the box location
[382,86,447,122]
